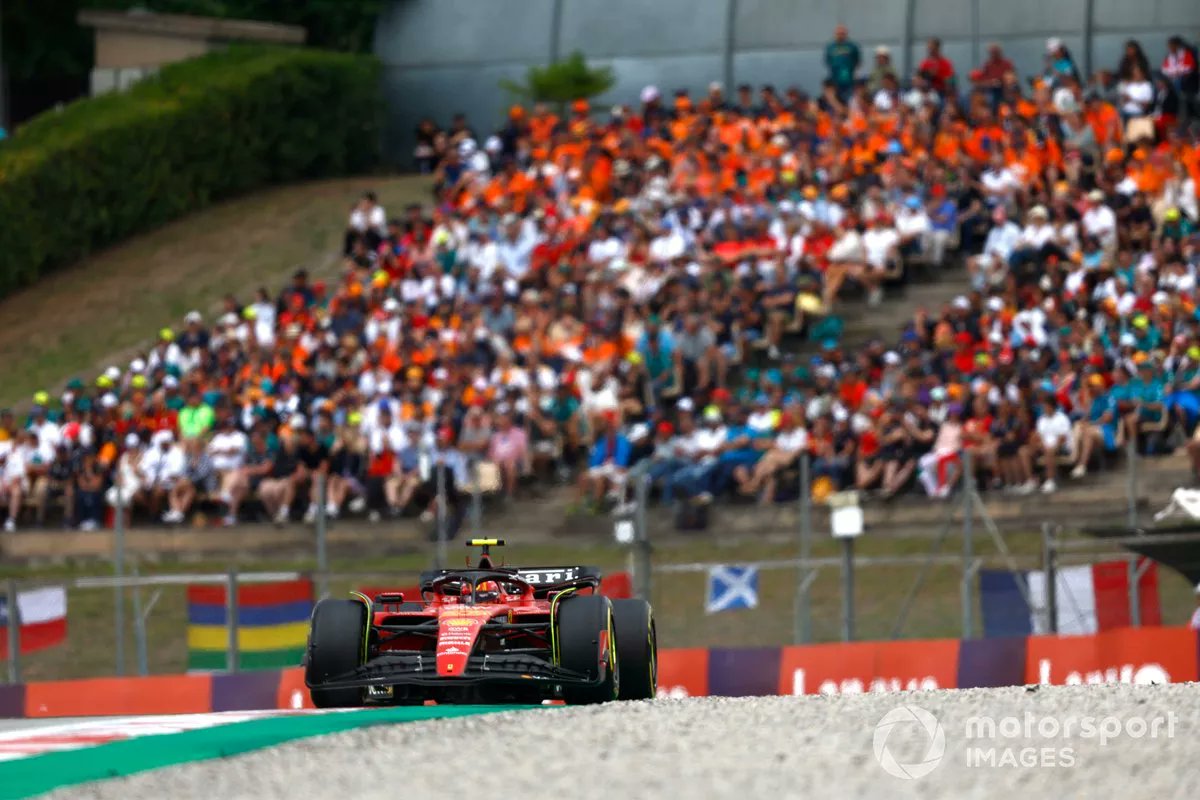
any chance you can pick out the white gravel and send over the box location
[51,684,1200,800]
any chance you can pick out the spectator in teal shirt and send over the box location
[825,25,861,99]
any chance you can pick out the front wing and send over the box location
[306,651,604,697]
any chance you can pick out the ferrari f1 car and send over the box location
[304,539,657,706]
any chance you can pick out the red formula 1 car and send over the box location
[304,539,657,706]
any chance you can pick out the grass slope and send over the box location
[0,175,431,408]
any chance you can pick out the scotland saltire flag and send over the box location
[705,565,759,613]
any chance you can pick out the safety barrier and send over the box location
[0,626,1193,718]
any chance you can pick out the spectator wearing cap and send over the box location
[895,195,932,262]
[1043,38,1081,88]
[824,25,861,100]
[968,206,1021,290]
[669,406,727,504]
[917,402,964,498]
[139,429,186,522]
[867,46,898,95]
[645,420,688,504]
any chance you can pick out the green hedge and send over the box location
[0,45,381,295]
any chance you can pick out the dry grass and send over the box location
[0,175,432,408]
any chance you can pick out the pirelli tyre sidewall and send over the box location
[557,594,619,704]
[306,598,368,708]
[611,598,657,700]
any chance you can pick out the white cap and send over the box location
[676,397,695,412]
[104,366,121,381]
[458,138,477,155]
[1046,37,1062,53]
[883,351,901,365]
[152,429,174,446]
[290,413,307,430]
[875,45,891,56]
[952,295,971,309]
[184,310,203,324]
[987,297,1004,312]
[640,85,660,104]
[101,393,119,409]
[163,375,179,389]
[383,297,400,312]
[628,422,651,442]
[124,433,141,449]
[129,358,146,373]
[708,81,723,92]
[561,345,583,363]
[484,135,502,153]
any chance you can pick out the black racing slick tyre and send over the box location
[612,599,657,700]
[306,598,368,708]
[557,595,619,704]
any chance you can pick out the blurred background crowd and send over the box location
[5,28,1200,533]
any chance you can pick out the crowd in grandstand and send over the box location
[3,29,1200,532]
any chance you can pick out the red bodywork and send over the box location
[373,584,563,677]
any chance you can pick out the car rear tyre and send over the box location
[306,598,367,708]
[556,595,618,704]
[612,599,657,700]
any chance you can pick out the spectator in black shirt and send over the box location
[296,426,331,523]
[259,431,301,524]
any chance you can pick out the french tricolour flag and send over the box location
[0,586,68,657]
[980,560,1160,637]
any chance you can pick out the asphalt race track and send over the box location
[32,683,1199,800]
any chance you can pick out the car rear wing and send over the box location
[418,565,603,597]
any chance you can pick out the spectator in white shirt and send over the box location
[139,430,186,521]
[895,195,932,259]
[822,217,868,310]
[979,152,1020,205]
[0,431,38,531]
[1008,205,1057,276]
[346,191,387,253]
[1032,396,1075,493]
[208,416,249,526]
[861,213,900,305]
[1082,189,1118,252]
[968,205,1021,289]
[735,412,808,503]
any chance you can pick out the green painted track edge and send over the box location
[0,705,539,799]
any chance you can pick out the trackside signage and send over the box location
[1,627,1194,717]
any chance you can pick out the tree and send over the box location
[500,51,615,108]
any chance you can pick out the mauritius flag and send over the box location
[186,579,313,670]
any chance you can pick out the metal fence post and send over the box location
[225,566,239,673]
[315,473,329,600]
[1041,523,1058,634]
[435,456,448,570]
[1128,556,1142,628]
[1126,436,1138,530]
[113,482,126,677]
[840,535,855,642]
[961,449,974,640]
[131,565,149,677]
[793,452,812,644]
[634,473,652,602]
[5,579,20,684]
[469,457,483,536]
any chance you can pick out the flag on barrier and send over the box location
[979,561,1160,637]
[187,580,313,670]
[705,566,759,613]
[0,587,67,658]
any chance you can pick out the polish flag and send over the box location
[0,587,68,657]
